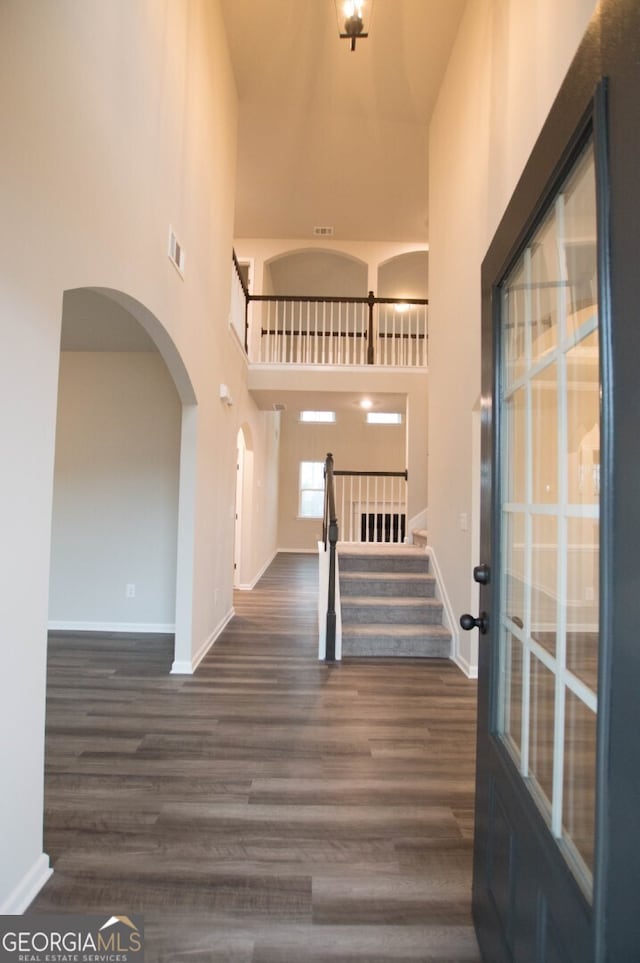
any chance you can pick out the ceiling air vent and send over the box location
[273,403,286,412]
[313,226,334,237]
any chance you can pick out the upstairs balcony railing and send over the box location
[331,466,408,544]
[231,252,428,368]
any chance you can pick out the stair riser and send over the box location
[342,603,444,625]
[340,577,436,598]
[342,636,451,658]
[339,555,430,574]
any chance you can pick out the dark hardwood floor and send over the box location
[30,553,481,962]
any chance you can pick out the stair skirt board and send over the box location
[337,546,452,660]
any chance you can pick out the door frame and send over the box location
[234,428,246,588]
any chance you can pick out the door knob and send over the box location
[473,564,491,585]
[460,612,489,634]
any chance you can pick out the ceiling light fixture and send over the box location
[360,398,373,409]
[337,0,370,52]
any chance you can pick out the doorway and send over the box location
[233,424,254,589]
[50,287,198,672]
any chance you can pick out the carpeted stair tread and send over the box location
[340,571,436,597]
[342,623,451,658]
[341,596,443,624]
[339,551,430,574]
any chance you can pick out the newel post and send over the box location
[367,290,375,365]
[324,452,338,662]
[326,516,338,662]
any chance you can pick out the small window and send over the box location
[299,461,325,518]
[300,411,336,423]
[366,412,403,425]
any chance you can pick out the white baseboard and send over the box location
[425,546,478,680]
[171,607,234,675]
[452,649,479,680]
[425,547,456,667]
[236,549,278,591]
[0,853,52,914]
[48,621,175,634]
[277,547,318,554]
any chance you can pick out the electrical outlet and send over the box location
[585,586,595,602]
[459,512,468,532]
[126,583,136,598]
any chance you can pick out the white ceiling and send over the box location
[221,0,467,242]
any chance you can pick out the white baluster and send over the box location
[313,301,318,364]
[392,477,397,542]
[349,475,354,542]
[268,301,273,363]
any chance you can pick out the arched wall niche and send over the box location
[377,251,429,299]
[265,248,368,297]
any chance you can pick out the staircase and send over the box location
[339,546,451,658]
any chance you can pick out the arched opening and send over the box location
[265,248,368,296]
[49,287,197,672]
[377,250,429,299]
[234,423,255,589]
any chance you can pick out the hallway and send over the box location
[31,553,481,962]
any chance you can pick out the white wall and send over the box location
[0,0,279,912]
[278,408,406,550]
[427,0,599,676]
[49,352,181,629]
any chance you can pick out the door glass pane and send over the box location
[504,261,527,385]
[529,655,555,805]
[564,154,598,335]
[530,215,559,362]
[531,515,558,655]
[503,631,523,756]
[505,387,526,502]
[566,516,599,690]
[504,511,525,628]
[497,141,599,897]
[567,330,600,507]
[532,364,558,504]
[563,690,597,872]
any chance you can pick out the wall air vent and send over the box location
[273,403,286,412]
[168,226,185,277]
[313,226,334,237]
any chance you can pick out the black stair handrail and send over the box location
[323,453,338,662]
[231,250,251,352]
[333,469,408,479]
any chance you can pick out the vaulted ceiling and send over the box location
[220,0,467,242]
